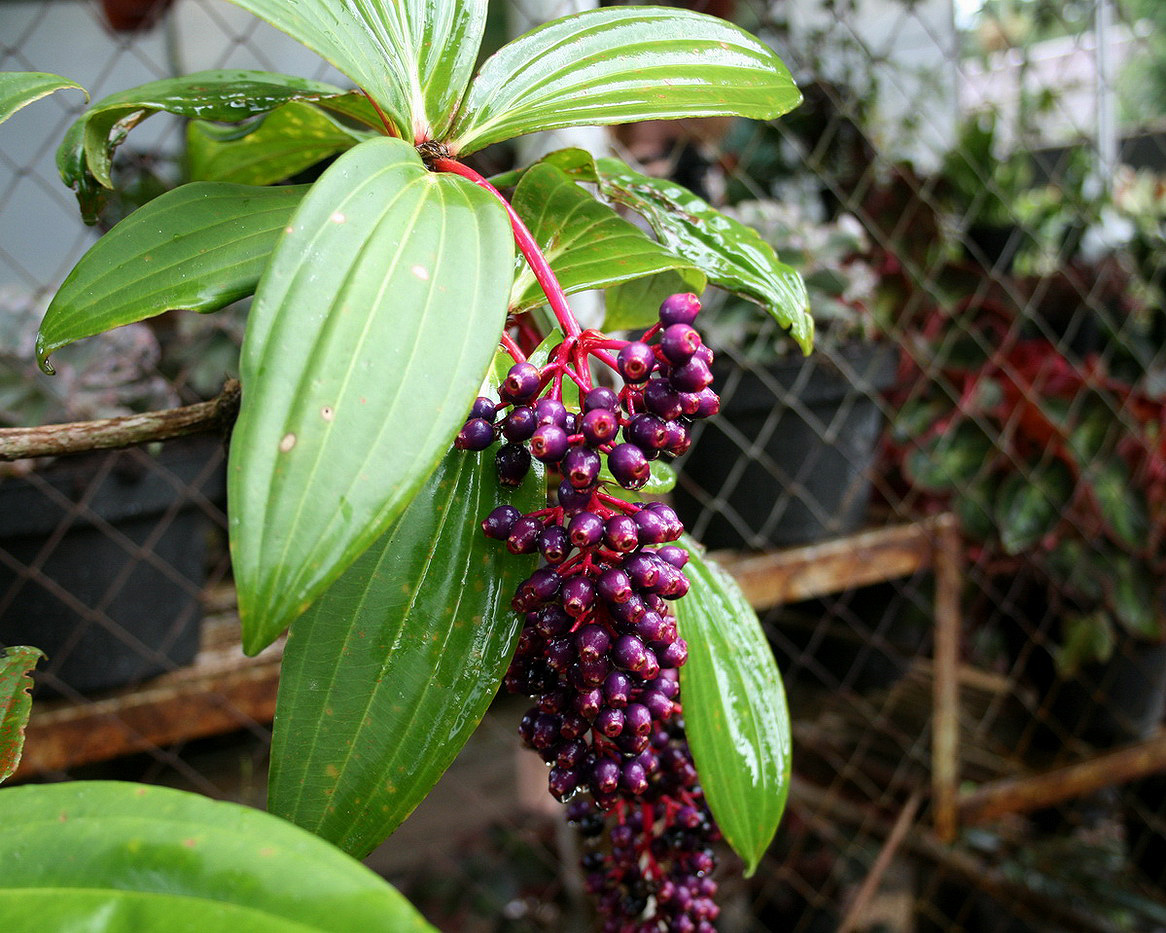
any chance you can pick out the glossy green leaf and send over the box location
[0,72,85,125]
[904,420,994,492]
[227,0,486,141]
[269,445,541,856]
[591,159,811,353]
[604,268,708,331]
[449,7,800,155]
[509,163,701,311]
[673,538,790,875]
[0,646,43,784]
[995,462,1073,556]
[1085,458,1149,548]
[229,137,512,654]
[37,182,306,372]
[188,101,373,186]
[0,781,435,932]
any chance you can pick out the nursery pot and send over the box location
[0,437,226,696]
[674,341,897,550]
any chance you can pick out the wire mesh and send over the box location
[2,0,1165,930]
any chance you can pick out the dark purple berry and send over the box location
[557,479,592,512]
[608,594,647,626]
[693,387,720,418]
[603,671,631,708]
[597,568,633,604]
[643,378,684,421]
[560,712,589,739]
[548,766,580,801]
[591,756,621,796]
[632,509,669,545]
[620,759,649,795]
[612,635,650,672]
[563,446,601,489]
[641,690,673,720]
[525,567,562,601]
[624,552,663,589]
[625,703,652,736]
[534,397,568,427]
[659,292,701,327]
[567,511,604,548]
[455,418,495,451]
[501,361,541,402]
[495,443,531,486]
[502,406,537,442]
[580,408,618,446]
[657,545,689,568]
[646,502,684,540]
[583,386,619,412]
[595,706,625,737]
[617,341,655,383]
[661,639,689,667]
[561,575,595,617]
[603,515,639,552]
[574,687,604,720]
[469,396,497,423]
[481,504,520,539]
[607,443,650,489]
[670,357,713,392]
[537,524,570,564]
[677,391,703,416]
[530,423,569,462]
[662,420,691,456]
[506,515,544,555]
[576,624,611,662]
[625,413,668,455]
[531,712,561,750]
[660,323,702,365]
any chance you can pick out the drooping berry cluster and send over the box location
[457,293,722,932]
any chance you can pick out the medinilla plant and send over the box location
[1,2,813,929]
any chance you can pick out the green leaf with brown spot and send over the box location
[0,646,43,784]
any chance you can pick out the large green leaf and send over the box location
[448,7,800,155]
[592,159,811,352]
[58,71,358,191]
[227,0,486,141]
[905,420,994,492]
[36,182,306,371]
[0,646,42,784]
[509,163,703,311]
[673,539,791,875]
[1084,457,1149,548]
[0,781,435,932]
[269,445,541,856]
[604,268,708,331]
[0,72,84,125]
[188,102,374,186]
[995,461,1073,556]
[229,137,512,654]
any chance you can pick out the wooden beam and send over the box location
[958,731,1166,826]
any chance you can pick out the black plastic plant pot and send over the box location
[674,341,897,551]
[0,437,226,697]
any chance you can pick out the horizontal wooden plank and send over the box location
[14,515,958,777]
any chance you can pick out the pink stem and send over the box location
[499,330,525,363]
[433,157,581,340]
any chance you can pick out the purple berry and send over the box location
[662,420,691,456]
[603,671,632,708]
[612,635,650,672]
[597,568,633,604]
[506,515,544,555]
[607,443,650,490]
[625,413,668,455]
[557,479,592,512]
[646,502,684,540]
[580,408,619,446]
[693,387,720,418]
[469,396,498,423]
[495,443,531,486]
[620,759,649,795]
[657,545,689,568]
[530,423,569,462]
[548,766,580,801]
[595,706,625,737]
[567,510,604,549]
[502,406,537,442]
[574,687,604,720]
[670,358,713,392]
[591,756,621,796]
[661,639,688,667]
[623,552,663,589]
[534,397,568,427]
[625,703,652,736]
[501,361,541,403]
[481,504,520,540]
[643,378,684,421]
[534,605,571,637]
[659,292,701,327]
[563,446,602,489]
[561,575,595,617]
[632,508,669,545]
[660,323,702,365]
[537,524,571,564]
[617,341,655,383]
[455,417,495,451]
[603,515,639,552]
[576,624,611,662]
[583,386,619,412]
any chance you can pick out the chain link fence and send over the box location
[2,0,1165,930]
